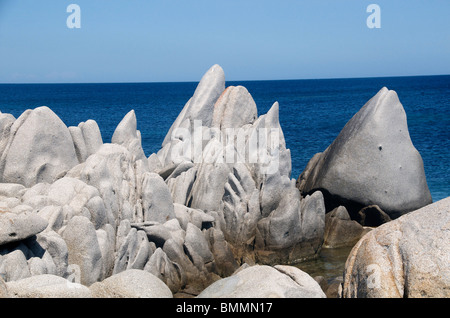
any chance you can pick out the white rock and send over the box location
[69,126,88,163]
[212,85,258,129]
[197,265,325,298]
[62,216,103,286]
[6,274,91,298]
[90,269,172,298]
[141,172,175,223]
[112,110,146,161]
[0,211,48,245]
[1,106,78,187]
[0,249,31,282]
[79,119,103,157]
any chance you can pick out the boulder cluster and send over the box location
[0,65,447,298]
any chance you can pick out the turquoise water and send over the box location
[0,75,448,201]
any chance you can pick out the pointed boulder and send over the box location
[298,87,432,218]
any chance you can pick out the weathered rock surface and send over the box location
[0,211,48,245]
[0,65,436,299]
[341,197,450,298]
[298,87,432,219]
[157,66,326,265]
[0,106,79,187]
[5,274,91,298]
[323,206,368,248]
[197,264,325,298]
[62,215,103,286]
[89,269,173,298]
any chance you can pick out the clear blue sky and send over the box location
[0,0,449,83]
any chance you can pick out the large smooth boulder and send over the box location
[197,265,325,298]
[298,87,432,218]
[89,269,173,298]
[341,197,450,298]
[0,211,48,246]
[5,274,91,298]
[61,216,103,286]
[0,106,79,187]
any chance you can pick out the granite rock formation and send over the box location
[297,87,432,219]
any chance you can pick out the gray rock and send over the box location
[188,139,231,212]
[0,249,31,282]
[69,126,88,162]
[0,112,15,165]
[112,110,146,161]
[0,106,78,187]
[205,227,239,277]
[37,206,64,232]
[144,248,182,294]
[90,269,172,298]
[298,88,432,218]
[357,205,391,226]
[62,216,103,286]
[341,197,450,298]
[173,203,214,230]
[141,172,175,223]
[197,265,325,298]
[67,143,139,223]
[113,228,151,274]
[255,189,325,264]
[0,275,7,297]
[299,191,326,252]
[6,274,91,298]
[151,65,328,266]
[162,64,225,147]
[211,85,258,129]
[35,230,68,277]
[220,164,261,246]
[27,257,49,276]
[79,119,103,158]
[323,206,366,248]
[166,164,198,205]
[131,222,173,248]
[96,225,116,278]
[0,183,26,199]
[46,177,110,229]
[0,211,48,246]
[184,223,214,266]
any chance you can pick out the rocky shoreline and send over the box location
[0,65,448,298]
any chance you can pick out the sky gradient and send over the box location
[0,0,449,83]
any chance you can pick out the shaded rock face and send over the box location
[298,87,432,219]
[341,197,450,298]
[323,206,367,248]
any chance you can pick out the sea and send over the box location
[0,75,448,202]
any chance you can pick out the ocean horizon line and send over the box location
[0,73,449,86]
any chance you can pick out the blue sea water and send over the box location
[0,75,448,202]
